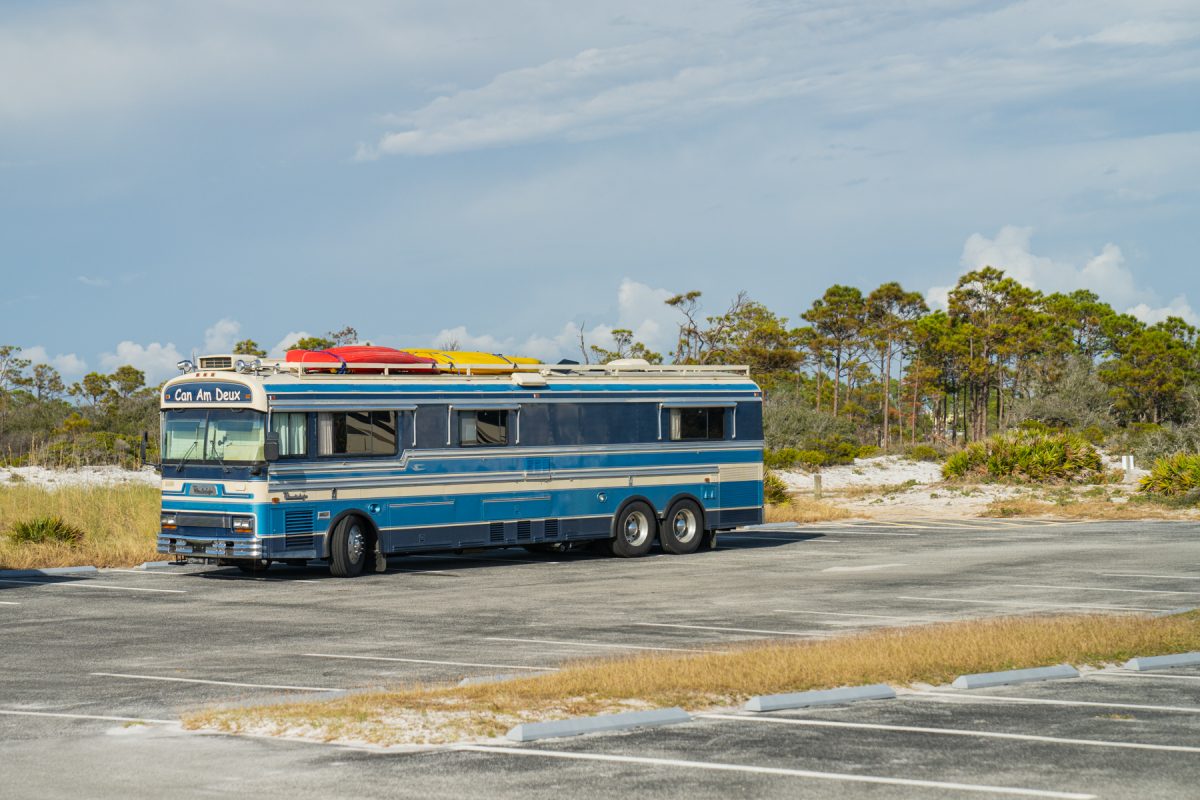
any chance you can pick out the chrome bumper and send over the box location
[158,535,262,559]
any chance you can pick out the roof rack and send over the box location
[186,355,750,379]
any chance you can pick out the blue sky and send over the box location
[2,1,1199,382]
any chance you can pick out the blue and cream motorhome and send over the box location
[158,355,764,577]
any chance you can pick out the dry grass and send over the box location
[982,497,1197,520]
[184,611,1200,746]
[764,498,857,524]
[0,485,160,569]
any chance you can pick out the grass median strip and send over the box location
[184,610,1200,746]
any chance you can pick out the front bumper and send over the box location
[158,534,263,559]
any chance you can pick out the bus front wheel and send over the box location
[610,501,656,558]
[330,516,369,577]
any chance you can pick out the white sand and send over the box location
[0,465,160,490]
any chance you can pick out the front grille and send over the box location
[284,534,314,550]
[284,509,314,534]
[489,522,505,543]
[198,356,233,369]
[176,513,229,528]
[544,519,559,539]
[516,520,532,541]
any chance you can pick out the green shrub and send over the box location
[905,444,942,462]
[941,430,1103,484]
[1139,454,1200,498]
[7,515,86,545]
[763,472,791,505]
[855,444,881,459]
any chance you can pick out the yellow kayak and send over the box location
[406,350,541,374]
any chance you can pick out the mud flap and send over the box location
[373,538,387,573]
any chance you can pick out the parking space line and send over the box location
[773,609,943,622]
[0,578,186,594]
[91,672,339,692]
[702,713,1200,754]
[0,601,20,605]
[1097,573,1200,581]
[454,744,1094,798]
[822,563,907,573]
[908,690,1200,714]
[0,709,177,724]
[1089,672,1200,683]
[301,653,557,671]
[1010,583,1200,596]
[897,596,1162,612]
[485,636,704,653]
[820,530,921,537]
[633,622,826,637]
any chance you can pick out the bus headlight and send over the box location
[231,516,254,533]
[161,512,177,531]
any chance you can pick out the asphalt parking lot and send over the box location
[3,518,1199,799]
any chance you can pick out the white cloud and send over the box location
[202,318,241,353]
[270,331,311,358]
[76,275,110,287]
[1126,295,1200,326]
[20,346,87,378]
[929,225,1197,327]
[424,278,676,363]
[100,340,184,384]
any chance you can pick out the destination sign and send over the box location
[164,381,252,404]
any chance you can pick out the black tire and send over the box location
[329,516,369,577]
[235,559,271,574]
[660,499,704,555]
[609,501,656,558]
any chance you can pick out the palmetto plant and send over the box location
[7,515,85,545]
[1139,454,1200,497]
[943,430,1103,483]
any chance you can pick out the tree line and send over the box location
[3,267,1199,466]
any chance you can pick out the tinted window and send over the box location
[270,412,308,457]
[460,410,508,446]
[318,411,396,456]
[670,407,725,441]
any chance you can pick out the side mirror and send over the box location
[264,431,281,462]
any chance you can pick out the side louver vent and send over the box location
[516,520,532,541]
[544,519,559,539]
[489,521,505,543]
[284,534,314,550]
[284,509,314,534]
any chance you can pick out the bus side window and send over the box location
[669,407,726,441]
[318,411,397,456]
[459,410,508,446]
[270,412,308,457]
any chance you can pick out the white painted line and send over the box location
[0,601,20,605]
[909,690,1200,715]
[1098,573,1200,581]
[702,713,1200,754]
[1090,672,1200,683]
[772,609,943,622]
[485,636,703,653]
[301,653,557,672]
[1010,583,1200,596]
[729,536,818,543]
[633,622,826,637]
[91,672,338,692]
[822,563,907,573]
[0,578,186,594]
[455,744,1094,799]
[897,596,1162,612]
[0,709,177,724]
[831,529,921,536]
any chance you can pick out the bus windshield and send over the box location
[162,409,266,465]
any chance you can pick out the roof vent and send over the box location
[197,355,236,371]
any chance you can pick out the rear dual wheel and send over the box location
[660,499,704,555]
[610,501,656,558]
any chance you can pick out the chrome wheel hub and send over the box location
[347,526,365,562]
[672,509,697,543]
[623,511,650,547]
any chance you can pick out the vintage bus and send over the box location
[157,353,764,577]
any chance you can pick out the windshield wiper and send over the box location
[174,441,198,473]
[211,440,232,475]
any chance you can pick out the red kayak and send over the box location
[285,346,438,374]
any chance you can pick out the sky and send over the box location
[2,1,1199,382]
